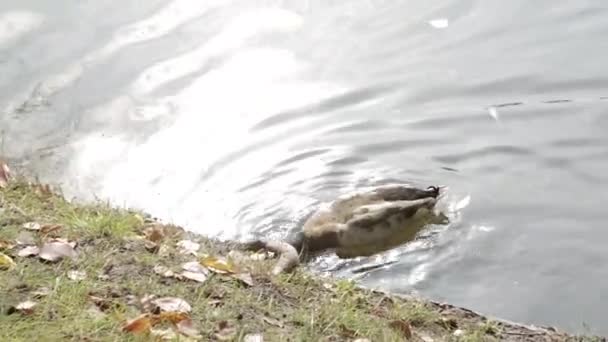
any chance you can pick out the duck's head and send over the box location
[425,185,445,198]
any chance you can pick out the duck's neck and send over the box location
[286,230,339,255]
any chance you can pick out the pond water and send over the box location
[2,0,608,334]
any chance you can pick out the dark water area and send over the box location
[2,0,608,334]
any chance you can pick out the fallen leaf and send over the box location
[22,222,41,231]
[15,231,35,245]
[143,225,165,243]
[177,240,200,255]
[233,272,255,287]
[181,271,208,283]
[17,245,40,257]
[0,239,14,250]
[389,320,413,339]
[158,311,189,324]
[39,241,76,262]
[0,252,16,270]
[153,265,175,278]
[0,160,10,188]
[182,261,209,274]
[40,224,62,236]
[200,255,236,274]
[67,270,86,281]
[14,300,37,315]
[123,313,152,334]
[244,333,264,342]
[140,294,157,312]
[176,318,202,339]
[152,297,192,313]
[47,238,76,249]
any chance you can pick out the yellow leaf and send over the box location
[0,252,16,270]
[200,255,236,274]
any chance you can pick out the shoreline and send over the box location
[0,168,604,341]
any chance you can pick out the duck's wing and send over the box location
[372,185,440,202]
[346,198,436,228]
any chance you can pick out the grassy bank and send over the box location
[0,176,603,341]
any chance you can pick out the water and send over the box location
[2,0,608,334]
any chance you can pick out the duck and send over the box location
[242,184,449,274]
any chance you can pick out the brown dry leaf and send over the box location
[244,333,264,342]
[176,240,200,255]
[200,255,236,274]
[143,225,165,243]
[389,320,413,339]
[153,265,175,278]
[0,239,15,250]
[158,311,189,324]
[0,160,10,188]
[22,222,41,231]
[176,318,202,339]
[39,241,76,262]
[181,271,208,283]
[0,252,16,270]
[14,300,37,315]
[67,270,86,281]
[152,297,192,313]
[17,245,40,257]
[232,272,255,287]
[123,313,153,334]
[40,224,62,236]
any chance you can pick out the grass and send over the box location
[0,177,604,341]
